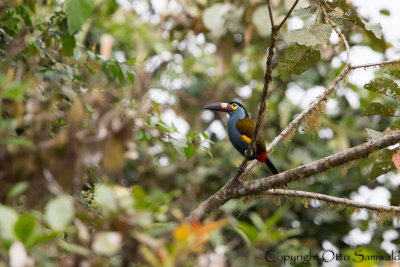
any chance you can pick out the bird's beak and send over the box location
[203,102,234,112]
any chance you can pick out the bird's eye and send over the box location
[231,103,238,110]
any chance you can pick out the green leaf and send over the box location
[265,205,289,229]
[369,160,395,180]
[381,64,400,79]
[348,14,383,39]
[327,11,344,26]
[132,186,147,210]
[201,132,210,140]
[124,65,135,85]
[7,182,29,200]
[380,9,390,16]
[1,137,33,147]
[183,143,196,160]
[365,128,384,141]
[365,22,383,39]
[361,102,395,117]
[391,118,400,130]
[45,195,74,231]
[14,215,37,245]
[63,0,95,35]
[236,221,258,242]
[278,44,321,81]
[1,81,27,101]
[364,77,400,99]
[108,63,125,85]
[0,205,18,241]
[289,24,332,48]
[128,57,136,65]
[249,213,265,232]
[95,185,117,212]
[293,6,316,17]
[60,33,76,57]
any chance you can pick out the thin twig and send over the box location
[318,1,350,66]
[267,0,275,29]
[43,169,65,195]
[350,59,400,70]
[265,189,400,213]
[277,0,299,31]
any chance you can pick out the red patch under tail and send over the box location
[256,152,268,163]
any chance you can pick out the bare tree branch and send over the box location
[350,59,400,70]
[266,0,274,29]
[265,189,400,213]
[277,0,299,31]
[187,131,400,222]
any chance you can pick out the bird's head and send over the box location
[203,101,249,118]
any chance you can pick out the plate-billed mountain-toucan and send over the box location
[204,101,280,178]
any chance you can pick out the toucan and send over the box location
[204,101,282,180]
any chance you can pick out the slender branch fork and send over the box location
[186,1,400,222]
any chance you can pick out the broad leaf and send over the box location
[1,81,26,101]
[60,33,76,57]
[293,6,316,17]
[364,77,400,99]
[361,102,395,117]
[92,232,123,256]
[132,186,147,210]
[369,160,395,180]
[327,11,344,26]
[369,149,396,180]
[95,185,117,212]
[184,143,196,160]
[63,0,95,35]
[289,24,332,48]
[365,22,383,39]
[14,215,37,246]
[0,205,18,241]
[381,64,400,79]
[251,5,271,37]
[45,195,74,231]
[348,14,383,39]
[391,118,400,130]
[278,44,321,81]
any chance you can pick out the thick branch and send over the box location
[187,131,400,222]
[265,189,400,213]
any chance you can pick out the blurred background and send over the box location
[1,0,400,266]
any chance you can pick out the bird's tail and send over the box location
[265,158,288,189]
[265,158,279,175]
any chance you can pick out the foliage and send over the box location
[1,0,400,266]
